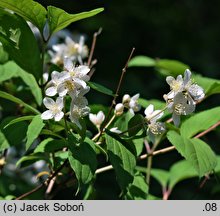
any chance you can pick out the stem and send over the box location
[95,120,220,175]
[87,28,102,67]
[100,48,135,139]
[15,159,68,200]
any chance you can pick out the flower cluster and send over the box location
[41,58,91,129]
[164,69,205,126]
[49,36,89,66]
[115,93,141,116]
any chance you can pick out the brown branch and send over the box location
[15,159,68,200]
[87,28,102,67]
[98,48,135,141]
[96,119,220,175]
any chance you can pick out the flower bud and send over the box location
[89,111,105,127]
[122,94,131,104]
[114,103,124,116]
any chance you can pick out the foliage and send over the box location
[0,0,219,200]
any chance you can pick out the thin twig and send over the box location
[87,28,102,67]
[100,48,135,139]
[15,159,68,200]
[95,120,220,175]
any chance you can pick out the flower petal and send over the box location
[144,104,154,117]
[64,57,74,72]
[41,110,54,120]
[43,97,55,109]
[45,86,57,96]
[56,97,64,110]
[166,76,175,85]
[54,111,64,121]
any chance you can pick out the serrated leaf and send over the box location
[167,130,185,157]
[0,0,47,33]
[168,160,198,190]
[0,10,42,80]
[4,115,34,129]
[0,90,40,114]
[180,107,220,138]
[156,59,190,76]
[105,133,136,191]
[26,115,45,150]
[128,56,156,67]
[184,138,217,177]
[68,138,97,186]
[88,81,114,96]
[0,61,42,105]
[0,130,10,151]
[48,6,104,34]
[125,172,148,200]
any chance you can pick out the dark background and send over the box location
[34,0,220,199]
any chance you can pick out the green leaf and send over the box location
[68,137,97,187]
[0,44,8,63]
[128,114,146,137]
[48,6,104,35]
[128,56,156,67]
[156,59,190,76]
[88,81,114,96]
[180,107,220,138]
[167,130,185,157]
[114,111,133,132]
[26,115,45,150]
[168,160,198,190]
[0,0,47,33]
[34,138,67,153]
[105,132,136,191]
[0,9,42,80]
[0,90,40,114]
[151,169,169,188]
[132,138,144,156]
[3,115,34,129]
[0,61,42,105]
[193,74,220,96]
[16,152,48,167]
[0,130,10,151]
[124,172,148,200]
[184,138,217,177]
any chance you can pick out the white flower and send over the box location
[183,69,205,101]
[110,127,122,134]
[41,97,64,121]
[114,103,124,116]
[45,71,69,96]
[57,58,90,97]
[166,74,184,99]
[144,104,165,135]
[49,36,88,65]
[144,104,164,123]
[167,92,195,126]
[89,111,105,128]
[122,93,141,115]
[69,96,90,129]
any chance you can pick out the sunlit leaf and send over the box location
[0,0,47,33]
[0,61,42,105]
[26,115,45,150]
[180,107,220,138]
[105,131,136,191]
[47,6,104,34]
[128,56,156,67]
[0,130,9,151]
[88,81,114,96]
[0,90,40,114]
[0,9,42,80]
